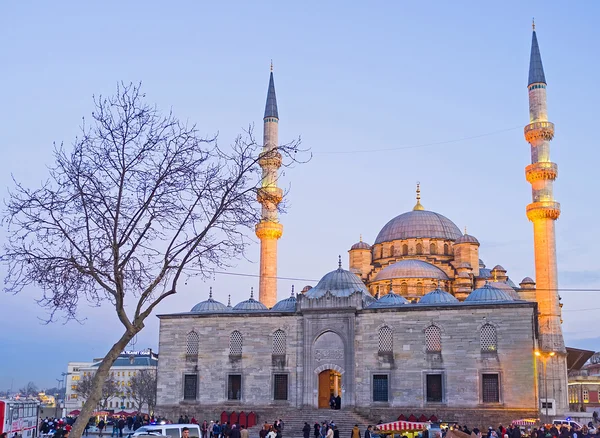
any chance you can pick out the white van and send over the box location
[132,424,201,438]
[551,420,596,434]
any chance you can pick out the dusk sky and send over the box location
[1,1,599,391]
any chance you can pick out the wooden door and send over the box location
[318,370,330,408]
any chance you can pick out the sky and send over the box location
[1,1,599,391]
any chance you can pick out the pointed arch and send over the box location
[400,282,408,294]
[273,329,286,355]
[480,324,498,352]
[186,331,199,355]
[230,330,243,355]
[416,243,423,255]
[425,325,442,352]
[378,326,393,353]
[402,244,408,256]
[430,242,437,254]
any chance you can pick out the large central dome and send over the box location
[375,210,462,244]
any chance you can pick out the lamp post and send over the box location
[535,350,556,424]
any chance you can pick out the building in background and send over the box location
[569,351,600,412]
[64,350,158,413]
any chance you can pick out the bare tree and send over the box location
[100,377,119,409]
[2,82,303,438]
[128,369,157,413]
[75,374,118,409]
[75,374,95,400]
[19,381,38,396]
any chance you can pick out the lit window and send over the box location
[480,324,498,352]
[425,325,441,352]
[583,389,589,402]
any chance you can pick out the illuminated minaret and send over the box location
[524,22,567,411]
[255,63,283,308]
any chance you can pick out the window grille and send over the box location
[480,324,498,352]
[273,330,286,355]
[430,243,437,254]
[426,374,443,402]
[183,374,197,400]
[378,326,393,353]
[425,325,442,352]
[373,375,389,402]
[186,331,199,355]
[230,330,243,355]
[273,374,288,400]
[482,374,500,403]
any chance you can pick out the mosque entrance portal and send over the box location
[318,369,342,408]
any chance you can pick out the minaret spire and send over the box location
[255,64,284,309]
[413,182,424,211]
[523,24,567,413]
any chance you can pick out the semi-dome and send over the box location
[489,281,520,300]
[419,288,459,304]
[373,259,449,282]
[190,288,228,313]
[455,234,480,245]
[305,261,373,302]
[465,284,514,303]
[271,290,297,312]
[375,210,462,244]
[368,291,409,308]
[232,289,269,312]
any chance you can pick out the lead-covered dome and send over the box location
[232,289,269,312]
[305,262,373,303]
[271,292,297,312]
[375,210,462,244]
[419,288,459,304]
[368,291,409,308]
[191,289,228,313]
[351,240,371,250]
[373,259,449,282]
[455,233,480,245]
[488,281,520,300]
[465,284,514,303]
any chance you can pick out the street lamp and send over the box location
[535,350,556,424]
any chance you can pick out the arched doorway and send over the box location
[318,369,342,408]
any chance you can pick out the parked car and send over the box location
[551,420,596,434]
[131,424,201,438]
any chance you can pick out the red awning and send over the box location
[377,421,428,432]
[68,410,81,416]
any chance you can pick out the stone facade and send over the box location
[156,300,538,421]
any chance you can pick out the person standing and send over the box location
[364,426,372,438]
[118,418,125,438]
[314,423,320,438]
[303,423,311,438]
[202,421,209,438]
[326,427,334,438]
[98,419,106,438]
[352,425,360,438]
[240,426,249,438]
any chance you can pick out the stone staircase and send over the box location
[245,408,373,438]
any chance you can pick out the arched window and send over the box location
[480,324,498,352]
[430,243,437,254]
[186,331,199,355]
[402,244,408,255]
[425,325,442,352]
[230,330,243,355]
[390,245,395,257]
[273,329,286,355]
[416,282,424,295]
[443,244,449,255]
[378,326,393,353]
[416,243,423,255]
[400,282,408,294]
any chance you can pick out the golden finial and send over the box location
[270,59,273,72]
[413,182,425,211]
[359,234,363,242]
[532,18,535,31]
[493,271,498,282]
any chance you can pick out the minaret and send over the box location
[524,22,567,412]
[255,63,283,308]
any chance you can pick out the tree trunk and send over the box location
[70,329,138,438]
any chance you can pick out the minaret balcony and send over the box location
[525,162,558,183]
[524,121,554,143]
[526,201,561,221]
[257,186,283,205]
[258,150,282,168]
[255,221,283,240]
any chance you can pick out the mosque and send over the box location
[156,27,567,424]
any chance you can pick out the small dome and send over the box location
[271,292,297,312]
[368,291,409,308]
[492,265,506,272]
[489,281,520,300]
[455,262,472,269]
[477,268,492,279]
[232,289,268,312]
[375,210,462,244]
[374,259,449,282]
[520,277,535,284]
[301,285,313,294]
[455,234,480,245]
[419,288,459,304]
[479,259,486,269]
[305,261,373,304]
[350,236,371,250]
[190,289,228,313]
[465,284,514,303]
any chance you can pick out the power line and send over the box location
[317,125,522,155]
